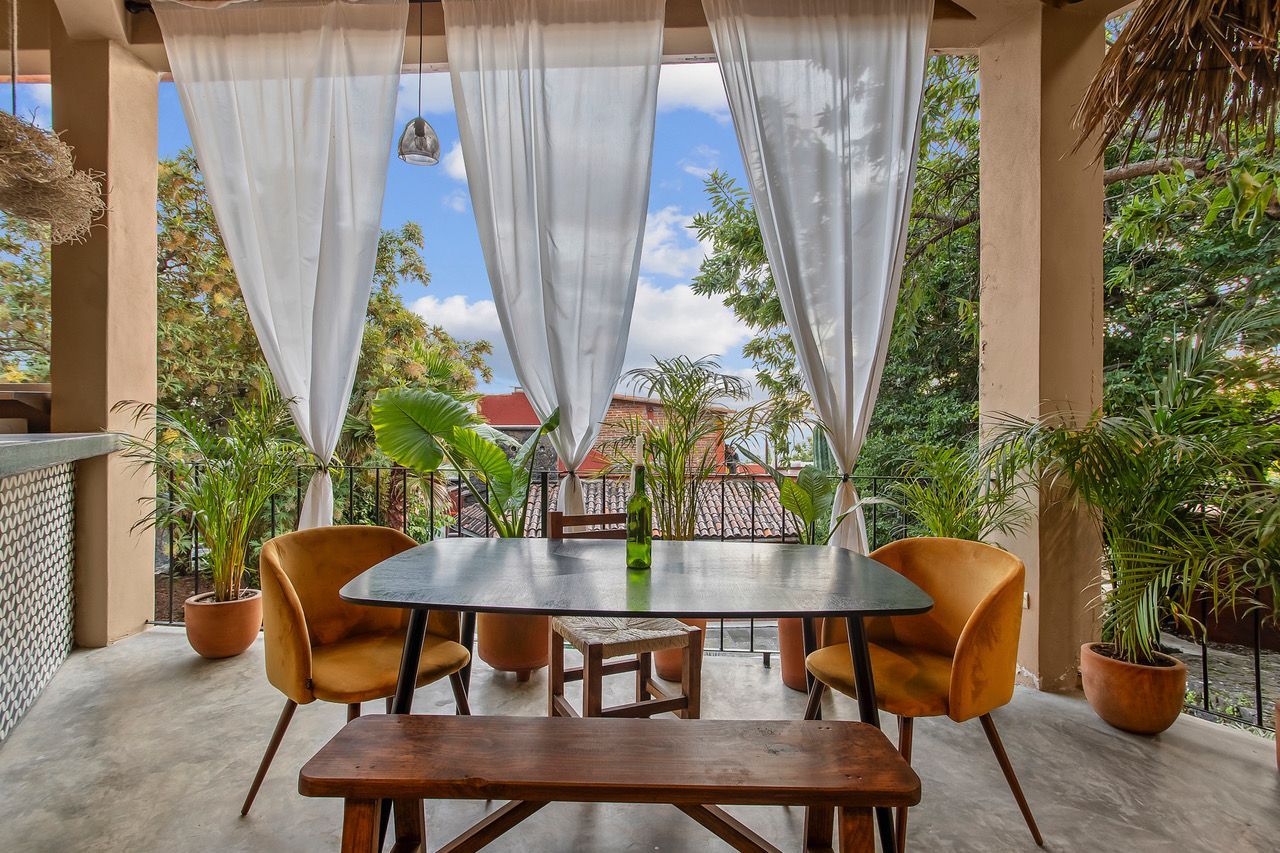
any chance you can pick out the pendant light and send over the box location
[397,0,440,166]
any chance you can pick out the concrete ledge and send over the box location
[0,433,123,479]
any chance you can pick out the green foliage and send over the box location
[600,355,756,541]
[738,446,846,545]
[988,306,1280,665]
[0,215,51,381]
[690,56,981,467]
[117,379,305,601]
[877,445,1029,543]
[372,386,558,538]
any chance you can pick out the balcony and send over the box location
[0,627,1275,851]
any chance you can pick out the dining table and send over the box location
[340,536,933,853]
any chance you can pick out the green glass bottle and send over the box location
[626,464,653,570]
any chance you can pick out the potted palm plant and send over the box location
[371,386,559,680]
[991,306,1279,735]
[119,385,302,658]
[602,355,755,679]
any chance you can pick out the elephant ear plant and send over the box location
[740,448,852,545]
[371,387,559,538]
[118,385,303,603]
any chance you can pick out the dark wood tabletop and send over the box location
[340,537,932,619]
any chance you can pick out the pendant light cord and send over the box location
[416,0,423,115]
[9,0,17,115]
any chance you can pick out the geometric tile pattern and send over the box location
[0,462,74,742]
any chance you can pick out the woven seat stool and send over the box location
[549,614,703,718]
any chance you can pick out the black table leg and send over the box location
[379,607,429,847]
[460,610,477,692]
[846,616,895,853]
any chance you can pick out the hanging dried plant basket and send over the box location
[1076,0,1280,160]
[0,111,105,244]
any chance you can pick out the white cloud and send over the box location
[623,279,751,371]
[679,143,719,178]
[657,63,730,122]
[442,141,467,182]
[410,280,752,394]
[442,190,469,213]
[641,206,709,280]
[395,70,455,121]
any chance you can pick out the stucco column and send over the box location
[49,20,159,646]
[978,4,1106,692]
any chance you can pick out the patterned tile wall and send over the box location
[0,463,75,742]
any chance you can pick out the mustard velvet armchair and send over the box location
[240,526,471,816]
[804,537,1042,851]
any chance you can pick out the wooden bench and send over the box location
[299,715,920,853]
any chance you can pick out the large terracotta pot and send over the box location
[477,613,549,682]
[778,617,816,693]
[1079,642,1186,735]
[655,618,707,681]
[183,590,262,659]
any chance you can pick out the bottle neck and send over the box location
[633,464,646,493]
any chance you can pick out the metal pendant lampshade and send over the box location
[398,117,440,165]
[397,0,439,166]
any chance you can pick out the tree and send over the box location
[691,55,982,469]
[691,52,1280,476]
[0,215,51,382]
[0,149,493,462]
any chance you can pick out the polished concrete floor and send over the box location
[0,628,1276,852]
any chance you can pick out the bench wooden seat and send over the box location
[299,715,920,853]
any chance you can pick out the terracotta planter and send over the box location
[477,613,549,682]
[1079,642,1186,735]
[778,617,817,693]
[655,618,707,681]
[183,590,262,659]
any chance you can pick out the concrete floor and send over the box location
[0,628,1276,853]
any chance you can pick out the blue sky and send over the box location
[151,65,755,395]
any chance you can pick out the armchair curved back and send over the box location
[820,537,1025,721]
[259,526,459,704]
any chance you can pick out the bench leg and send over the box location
[676,804,781,853]
[391,798,426,853]
[804,805,834,851]
[341,799,378,853]
[838,808,874,853]
[437,800,548,853]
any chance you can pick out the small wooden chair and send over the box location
[547,510,704,719]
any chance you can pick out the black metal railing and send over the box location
[150,464,1275,735]
[153,467,916,646]
[1170,602,1276,735]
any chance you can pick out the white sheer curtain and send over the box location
[703,0,932,552]
[154,0,408,528]
[442,0,665,513]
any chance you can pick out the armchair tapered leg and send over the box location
[449,671,472,715]
[347,703,361,722]
[895,717,913,853]
[978,713,1044,847]
[241,698,297,816]
[804,679,826,721]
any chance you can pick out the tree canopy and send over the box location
[0,149,492,463]
[691,54,1280,477]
